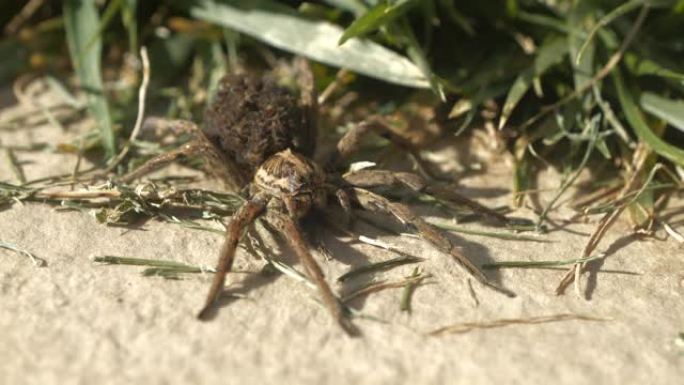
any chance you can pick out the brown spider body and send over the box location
[252,149,326,219]
[124,58,514,336]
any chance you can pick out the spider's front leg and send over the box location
[265,212,360,336]
[198,196,268,320]
[342,169,511,225]
[347,187,515,297]
[118,118,207,183]
[118,118,247,190]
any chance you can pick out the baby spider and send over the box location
[122,58,514,335]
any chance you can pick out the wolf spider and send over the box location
[122,58,514,335]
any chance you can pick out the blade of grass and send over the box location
[613,69,684,167]
[482,254,604,269]
[1,241,46,267]
[624,52,684,81]
[400,266,424,313]
[92,255,195,268]
[84,0,123,51]
[575,0,645,65]
[640,92,684,133]
[190,0,429,88]
[4,149,26,184]
[499,36,568,129]
[338,0,417,45]
[338,253,424,282]
[341,273,431,303]
[428,313,609,336]
[536,115,600,230]
[427,221,551,242]
[63,0,116,159]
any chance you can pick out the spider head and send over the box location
[252,149,326,219]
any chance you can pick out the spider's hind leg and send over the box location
[347,187,515,298]
[266,212,360,337]
[342,169,511,226]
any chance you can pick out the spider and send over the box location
[122,58,514,335]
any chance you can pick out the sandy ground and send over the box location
[0,83,683,385]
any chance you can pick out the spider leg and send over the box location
[265,212,360,336]
[326,116,436,180]
[343,169,510,225]
[119,140,207,183]
[347,187,515,297]
[118,118,206,183]
[119,118,247,190]
[198,197,268,320]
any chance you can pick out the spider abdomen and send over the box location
[202,74,314,180]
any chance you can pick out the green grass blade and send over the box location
[122,0,138,53]
[640,92,684,133]
[613,70,684,167]
[63,0,116,159]
[482,254,603,269]
[427,220,551,242]
[84,0,123,51]
[624,52,684,81]
[498,36,567,129]
[322,0,367,16]
[93,255,193,268]
[338,0,417,45]
[575,0,644,65]
[190,0,429,88]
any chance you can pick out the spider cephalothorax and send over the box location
[252,149,326,219]
[123,58,514,336]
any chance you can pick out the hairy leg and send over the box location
[118,117,247,190]
[325,116,440,182]
[198,197,268,320]
[266,212,359,336]
[348,187,515,297]
[119,140,207,183]
[343,169,510,225]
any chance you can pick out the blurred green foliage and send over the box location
[0,1,682,221]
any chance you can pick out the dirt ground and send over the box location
[1,84,683,385]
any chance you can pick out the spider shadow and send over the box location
[351,208,510,298]
[304,212,382,310]
[199,214,381,320]
[197,269,282,321]
[584,232,641,300]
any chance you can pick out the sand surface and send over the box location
[1,84,683,385]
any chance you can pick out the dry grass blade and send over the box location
[4,148,26,184]
[428,313,609,336]
[341,273,432,303]
[662,222,684,243]
[105,46,150,172]
[0,241,46,267]
[555,152,674,294]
